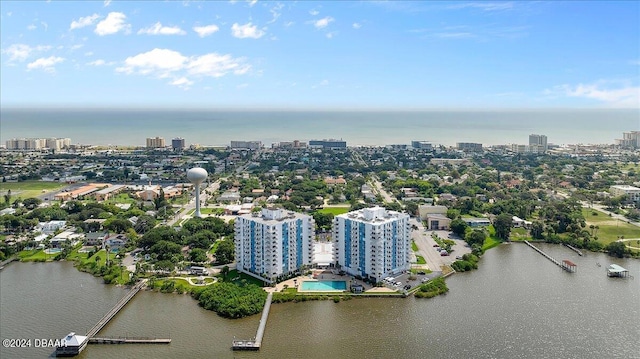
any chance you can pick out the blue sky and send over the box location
[1,1,638,109]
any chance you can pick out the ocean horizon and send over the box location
[1,108,638,147]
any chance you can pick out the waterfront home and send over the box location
[105,234,128,249]
[84,231,109,246]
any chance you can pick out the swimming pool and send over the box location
[300,280,347,292]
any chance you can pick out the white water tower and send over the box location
[187,167,208,218]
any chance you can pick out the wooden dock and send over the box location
[524,241,576,273]
[563,243,584,256]
[86,279,147,338]
[89,337,171,344]
[232,292,273,351]
[0,256,18,270]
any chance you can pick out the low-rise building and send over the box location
[425,214,451,230]
[610,185,640,202]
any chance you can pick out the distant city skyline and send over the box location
[1,1,638,109]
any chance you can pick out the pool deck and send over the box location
[265,269,398,294]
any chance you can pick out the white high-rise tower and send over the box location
[186,167,208,218]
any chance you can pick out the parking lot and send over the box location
[410,219,472,271]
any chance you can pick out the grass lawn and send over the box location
[411,241,419,251]
[415,255,426,264]
[0,181,66,203]
[105,193,136,205]
[223,269,267,286]
[18,249,50,261]
[582,208,640,246]
[482,226,503,250]
[82,249,118,266]
[510,227,531,240]
[318,207,350,216]
[197,207,225,215]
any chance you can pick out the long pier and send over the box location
[86,279,147,338]
[89,337,171,344]
[523,241,576,273]
[232,292,273,351]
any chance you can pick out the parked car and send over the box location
[455,256,463,260]
[417,271,426,275]
[403,284,411,290]
[440,251,449,256]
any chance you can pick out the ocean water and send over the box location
[1,108,638,147]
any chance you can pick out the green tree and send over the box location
[189,248,208,263]
[22,198,42,210]
[149,240,183,261]
[493,214,513,241]
[214,240,235,265]
[155,260,175,273]
[221,265,230,279]
[465,229,486,247]
[312,212,334,231]
[450,218,468,237]
[606,241,627,258]
[446,209,461,220]
[104,218,133,233]
[531,221,545,239]
[194,282,267,318]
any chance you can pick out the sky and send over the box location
[0,0,639,109]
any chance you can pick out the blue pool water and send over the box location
[300,281,347,291]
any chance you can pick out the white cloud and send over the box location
[95,12,130,35]
[70,44,84,51]
[247,0,258,7]
[187,53,250,77]
[87,59,115,66]
[284,21,295,27]
[104,0,112,6]
[70,14,100,30]
[546,81,640,108]
[312,16,334,29]
[267,3,284,24]
[116,48,251,85]
[231,22,265,39]
[117,48,187,76]
[138,22,186,36]
[309,10,319,16]
[84,51,94,56]
[312,79,329,89]
[326,31,337,39]
[448,2,514,11]
[41,22,48,31]
[237,83,248,89]
[87,59,106,66]
[2,44,51,62]
[352,22,362,29]
[433,32,475,39]
[27,56,64,72]
[27,24,37,31]
[170,77,193,89]
[193,24,219,37]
